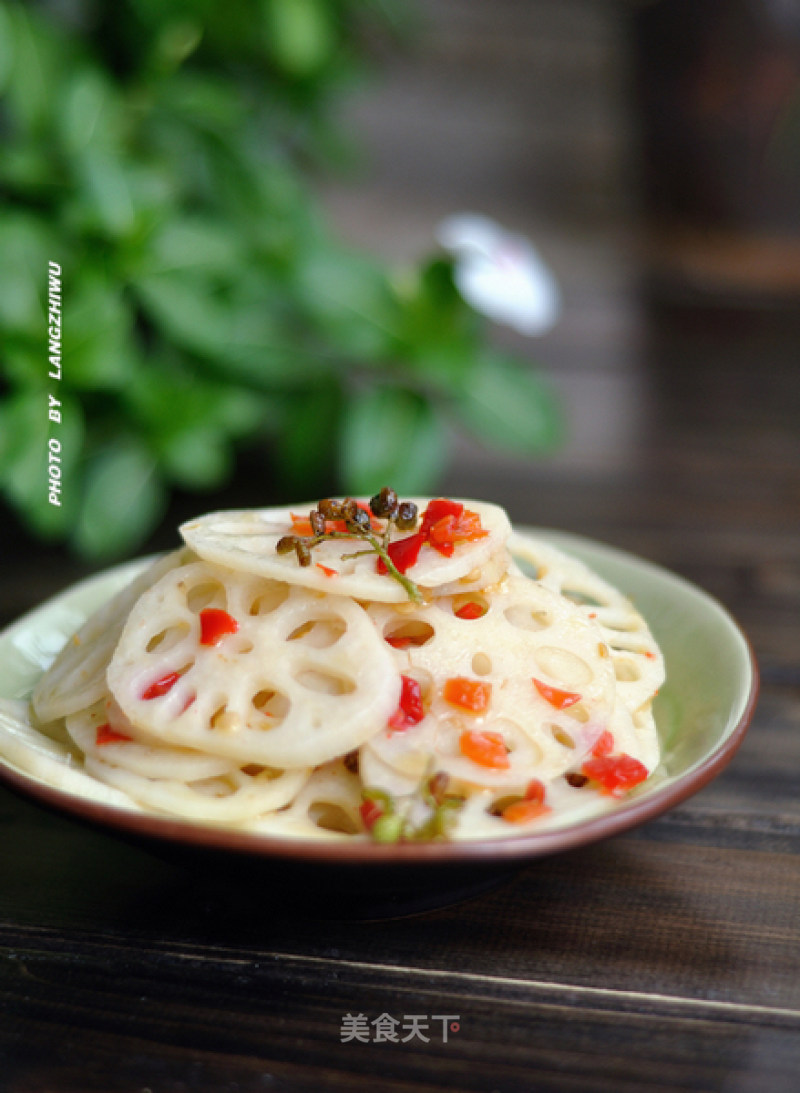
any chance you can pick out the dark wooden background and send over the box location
[2,2,800,1090]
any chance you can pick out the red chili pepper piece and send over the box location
[532,678,582,710]
[501,799,549,823]
[95,723,132,745]
[421,497,464,537]
[460,729,509,769]
[315,563,338,577]
[359,799,383,831]
[454,601,485,620]
[591,730,614,758]
[581,754,649,797]
[141,671,181,700]
[199,608,239,647]
[444,677,492,714]
[388,674,425,731]
[377,530,425,575]
[524,778,547,804]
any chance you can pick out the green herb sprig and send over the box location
[275,488,424,602]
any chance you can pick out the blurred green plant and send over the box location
[0,0,561,559]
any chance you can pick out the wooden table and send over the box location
[1,284,799,1091]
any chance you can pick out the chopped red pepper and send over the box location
[454,601,485,620]
[377,530,425,575]
[388,674,425,730]
[501,798,549,824]
[315,563,338,578]
[524,778,547,804]
[199,608,239,646]
[591,730,614,758]
[420,497,464,536]
[359,799,383,831]
[443,677,492,714]
[581,754,649,797]
[141,671,181,700]
[532,678,583,710]
[420,499,488,557]
[460,729,509,769]
[95,723,132,745]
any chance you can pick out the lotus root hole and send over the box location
[549,724,576,749]
[287,617,347,648]
[614,659,642,682]
[252,689,290,720]
[452,593,489,618]
[503,604,552,632]
[145,622,190,653]
[294,668,356,696]
[210,707,242,734]
[533,646,593,688]
[563,702,590,723]
[471,652,492,676]
[186,581,227,613]
[248,583,289,616]
[383,620,435,648]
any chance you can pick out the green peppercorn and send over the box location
[370,487,398,519]
[310,511,326,536]
[276,535,298,555]
[295,539,312,566]
[348,507,371,533]
[396,501,418,530]
[318,498,342,519]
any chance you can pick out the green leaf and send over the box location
[60,274,133,390]
[263,0,335,78]
[4,7,58,133]
[159,425,233,490]
[58,66,124,156]
[132,272,233,356]
[145,217,243,275]
[74,147,136,238]
[297,245,400,362]
[275,378,342,495]
[454,353,562,454]
[340,386,448,496]
[0,213,56,334]
[0,4,14,93]
[73,439,166,559]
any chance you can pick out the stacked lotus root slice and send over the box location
[24,498,664,840]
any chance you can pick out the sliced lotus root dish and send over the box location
[508,531,665,715]
[106,559,400,769]
[363,575,620,793]
[179,498,512,603]
[6,492,666,840]
[31,549,191,726]
[65,700,240,783]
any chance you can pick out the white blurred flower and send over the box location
[436,213,560,335]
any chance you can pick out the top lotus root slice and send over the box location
[106,560,401,769]
[507,532,665,714]
[31,549,191,726]
[362,574,619,791]
[179,500,512,604]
